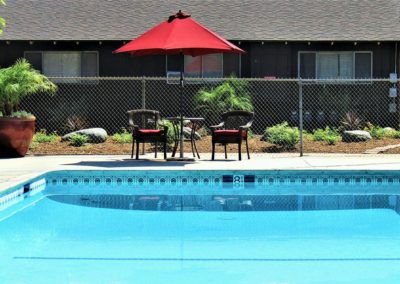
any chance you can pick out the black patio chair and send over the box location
[210,110,254,161]
[127,109,168,160]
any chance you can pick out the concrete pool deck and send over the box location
[1,153,400,192]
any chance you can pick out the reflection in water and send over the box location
[47,194,400,213]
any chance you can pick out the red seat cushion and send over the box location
[214,130,247,138]
[138,129,163,136]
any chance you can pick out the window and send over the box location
[298,51,372,79]
[24,51,99,79]
[43,52,81,77]
[166,54,223,79]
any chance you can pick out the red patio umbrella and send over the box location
[114,10,245,160]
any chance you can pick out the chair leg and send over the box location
[155,142,158,158]
[172,139,178,157]
[163,140,167,160]
[131,140,135,159]
[136,141,140,160]
[212,142,215,160]
[193,139,200,159]
[224,144,227,159]
[191,139,195,157]
[246,138,250,159]
[238,142,242,161]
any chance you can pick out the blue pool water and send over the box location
[1,171,400,283]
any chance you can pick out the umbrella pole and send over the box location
[167,53,194,162]
[179,52,184,159]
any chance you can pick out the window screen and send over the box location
[184,56,202,78]
[317,53,353,79]
[202,54,223,78]
[24,51,99,78]
[168,54,223,78]
[43,52,81,77]
[299,51,372,79]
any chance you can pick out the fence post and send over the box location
[141,76,146,109]
[299,80,304,157]
[141,77,146,155]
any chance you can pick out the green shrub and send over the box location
[69,133,89,147]
[195,76,253,125]
[33,129,59,143]
[370,127,384,140]
[384,129,400,139]
[264,122,300,149]
[312,127,341,145]
[161,119,177,145]
[112,128,132,144]
[325,134,340,145]
[365,123,384,140]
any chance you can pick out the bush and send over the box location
[312,127,341,145]
[69,133,89,147]
[365,123,384,140]
[264,122,300,149]
[33,129,59,143]
[161,119,177,145]
[195,76,253,124]
[341,112,362,130]
[325,135,341,145]
[112,128,132,144]
[384,129,400,139]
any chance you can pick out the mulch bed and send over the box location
[28,136,400,155]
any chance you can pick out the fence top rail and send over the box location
[46,76,400,83]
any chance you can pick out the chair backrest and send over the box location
[222,110,254,129]
[127,109,160,130]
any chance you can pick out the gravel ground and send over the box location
[28,136,400,155]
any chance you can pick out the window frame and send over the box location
[24,50,99,80]
[297,51,373,81]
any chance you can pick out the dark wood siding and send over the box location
[0,40,397,78]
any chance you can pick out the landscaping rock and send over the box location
[62,128,108,143]
[342,130,372,142]
[182,127,201,140]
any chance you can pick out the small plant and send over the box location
[312,127,341,145]
[112,128,132,144]
[264,122,300,149]
[325,134,340,145]
[0,58,57,116]
[161,119,176,145]
[33,129,59,143]
[65,115,89,132]
[341,112,362,131]
[69,133,89,147]
[11,111,35,119]
[365,123,384,140]
[384,129,400,139]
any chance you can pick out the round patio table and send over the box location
[165,117,204,159]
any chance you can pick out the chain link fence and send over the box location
[21,77,400,156]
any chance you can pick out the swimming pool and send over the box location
[1,170,400,284]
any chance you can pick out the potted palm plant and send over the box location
[0,59,57,157]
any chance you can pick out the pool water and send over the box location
[1,194,400,284]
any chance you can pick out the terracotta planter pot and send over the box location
[0,117,36,157]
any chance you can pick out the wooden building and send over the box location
[0,0,399,79]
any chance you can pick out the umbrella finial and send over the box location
[168,10,191,23]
